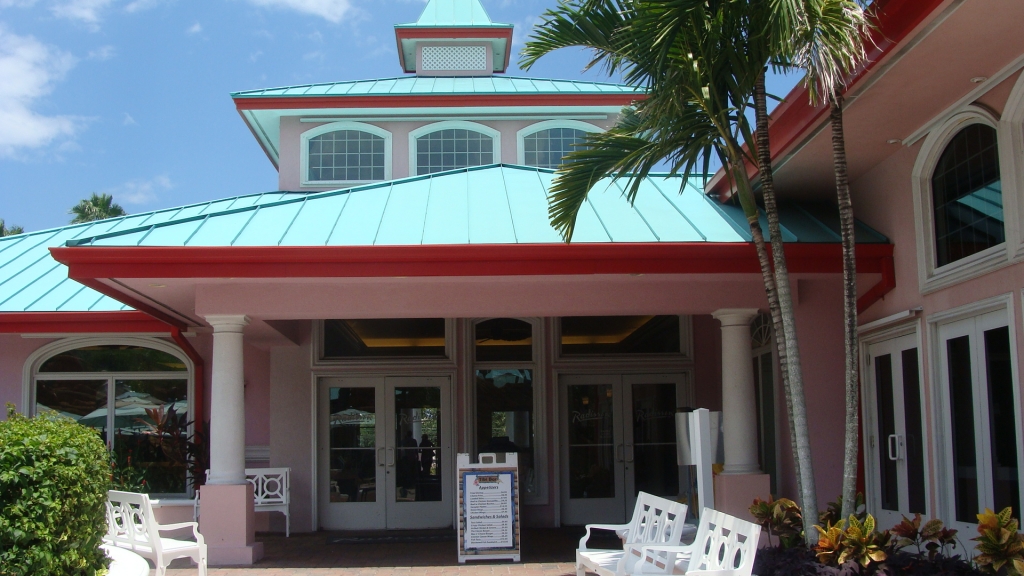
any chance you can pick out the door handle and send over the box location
[617,444,624,462]
[377,447,385,467]
[625,444,635,463]
[386,447,395,466]
[887,434,901,461]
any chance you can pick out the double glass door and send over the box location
[560,374,687,525]
[864,334,927,528]
[319,376,451,530]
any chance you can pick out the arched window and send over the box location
[411,122,498,175]
[31,341,192,495]
[302,122,391,186]
[932,123,1004,267]
[517,121,601,169]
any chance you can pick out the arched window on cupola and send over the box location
[410,121,500,175]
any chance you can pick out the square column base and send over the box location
[713,473,771,522]
[199,484,264,566]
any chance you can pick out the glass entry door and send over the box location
[319,376,451,530]
[560,374,686,525]
[864,334,927,528]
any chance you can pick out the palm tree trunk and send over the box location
[830,93,860,520]
[754,71,819,541]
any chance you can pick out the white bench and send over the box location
[194,467,291,537]
[576,492,691,576]
[635,508,762,576]
[105,490,208,576]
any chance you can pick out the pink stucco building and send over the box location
[1,0,1022,566]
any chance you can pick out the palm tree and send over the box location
[775,0,871,520]
[69,193,126,224]
[0,219,24,236]
[522,0,824,539]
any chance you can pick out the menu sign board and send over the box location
[457,453,520,563]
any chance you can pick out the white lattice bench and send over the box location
[105,490,208,576]
[576,492,690,576]
[194,467,291,537]
[633,508,762,576]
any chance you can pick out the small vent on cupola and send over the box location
[422,45,488,72]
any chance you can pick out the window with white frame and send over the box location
[517,121,600,169]
[32,343,192,495]
[413,123,497,175]
[302,122,391,186]
[932,123,1004,267]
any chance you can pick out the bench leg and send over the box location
[285,512,290,538]
[576,564,587,576]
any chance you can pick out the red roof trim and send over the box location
[233,93,642,110]
[710,0,949,196]
[0,311,172,334]
[394,27,515,72]
[50,243,894,279]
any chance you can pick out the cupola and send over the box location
[394,0,514,77]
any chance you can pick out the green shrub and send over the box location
[0,404,111,575]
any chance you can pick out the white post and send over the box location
[206,314,249,485]
[712,308,761,475]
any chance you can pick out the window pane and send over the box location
[475,318,532,362]
[111,379,190,494]
[522,128,590,169]
[322,319,447,359]
[874,354,899,511]
[901,348,927,514]
[984,326,1019,518]
[561,316,680,355]
[567,383,615,499]
[36,379,108,438]
[476,369,536,495]
[932,124,1003,266]
[329,387,377,502]
[631,383,679,498]
[947,335,979,523]
[415,128,494,175]
[394,387,442,502]
[308,130,387,183]
[40,345,186,372]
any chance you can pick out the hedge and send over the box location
[0,404,111,575]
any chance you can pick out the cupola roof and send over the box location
[395,0,514,75]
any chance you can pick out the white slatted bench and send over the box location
[576,492,690,576]
[635,508,762,576]
[194,467,291,537]
[105,490,207,576]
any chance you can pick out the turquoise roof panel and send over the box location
[498,168,559,243]
[281,195,349,246]
[424,171,471,245]
[231,76,644,99]
[586,182,659,243]
[404,0,507,27]
[375,178,430,246]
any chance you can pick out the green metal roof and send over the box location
[396,0,509,27]
[0,165,887,315]
[0,192,299,313]
[231,76,644,98]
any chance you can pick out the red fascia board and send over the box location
[0,311,172,334]
[72,277,188,330]
[394,27,514,72]
[50,243,893,279]
[233,93,642,111]
[709,0,949,196]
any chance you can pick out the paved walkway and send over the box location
[162,528,615,575]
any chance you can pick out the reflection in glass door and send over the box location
[319,376,452,530]
[865,334,926,528]
[560,374,687,525]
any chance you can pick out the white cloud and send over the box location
[0,26,81,158]
[124,0,164,12]
[50,0,115,24]
[109,174,172,205]
[244,0,353,23]
[122,112,136,125]
[87,44,114,60]
[186,21,201,34]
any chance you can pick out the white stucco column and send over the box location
[712,308,761,475]
[206,314,249,485]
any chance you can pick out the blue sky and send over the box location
[0,0,801,233]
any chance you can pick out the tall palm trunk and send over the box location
[830,93,860,520]
[754,71,819,542]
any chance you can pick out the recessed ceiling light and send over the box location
[970,76,988,84]
[148,283,166,288]
[886,139,901,144]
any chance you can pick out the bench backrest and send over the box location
[685,508,761,575]
[248,467,289,506]
[106,490,163,557]
[625,492,690,548]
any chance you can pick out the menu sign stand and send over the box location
[457,452,520,563]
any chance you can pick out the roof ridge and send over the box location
[230,76,644,96]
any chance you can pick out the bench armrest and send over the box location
[579,522,632,549]
[155,521,206,545]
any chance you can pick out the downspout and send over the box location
[856,253,896,314]
[171,328,205,435]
